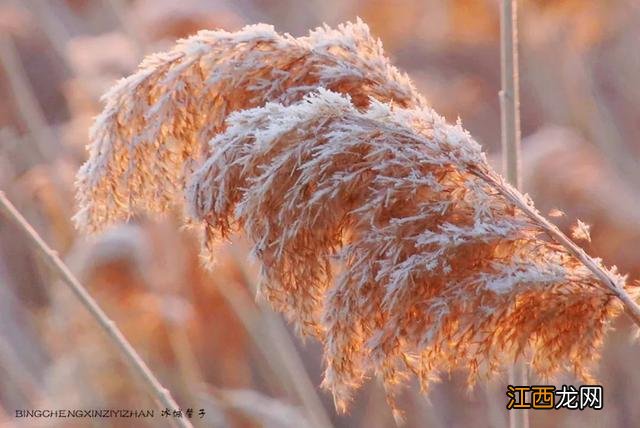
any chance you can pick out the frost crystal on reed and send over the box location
[75,20,630,415]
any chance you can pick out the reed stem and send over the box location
[499,1,527,427]
[500,0,522,190]
[0,192,193,428]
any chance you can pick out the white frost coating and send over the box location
[183,88,618,411]
[483,261,568,294]
[76,20,628,417]
[75,20,427,233]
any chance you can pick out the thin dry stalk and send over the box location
[103,0,145,57]
[562,51,640,187]
[499,0,522,190]
[0,192,193,428]
[499,1,527,427]
[0,34,54,160]
[212,248,334,428]
[24,0,73,66]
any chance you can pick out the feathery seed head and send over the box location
[74,19,424,233]
[75,20,628,414]
[186,90,621,411]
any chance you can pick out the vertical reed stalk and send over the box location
[0,192,193,428]
[500,0,522,190]
[500,1,527,428]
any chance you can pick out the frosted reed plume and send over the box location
[75,19,425,232]
[75,20,639,416]
[187,89,627,412]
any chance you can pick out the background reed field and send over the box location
[1,1,639,427]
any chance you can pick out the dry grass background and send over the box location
[1,1,640,427]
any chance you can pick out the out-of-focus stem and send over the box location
[227,245,335,428]
[0,192,193,428]
[0,35,54,160]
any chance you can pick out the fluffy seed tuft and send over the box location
[75,21,629,413]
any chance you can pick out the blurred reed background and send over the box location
[0,0,639,427]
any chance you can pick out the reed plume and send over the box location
[74,19,424,232]
[75,20,639,417]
